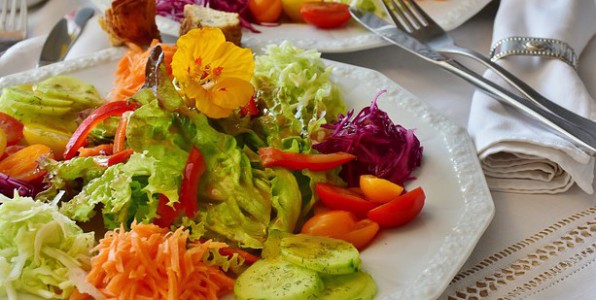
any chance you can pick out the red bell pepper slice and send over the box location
[367,187,425,228]
[113,111,131,153]
[179,146,206,218]
[63,101,140,160]
[93,149,134,167]
[154,194,180,228]
[78,144,114,157]
[218,247,260,265]
[258,147,356,171]
[315,183,379,218]
[240,96,260,117]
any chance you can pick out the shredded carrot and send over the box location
[71,222,234,300]
[110,40,177,102]
[113,111,131,153]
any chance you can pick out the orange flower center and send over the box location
[188,56,224,88]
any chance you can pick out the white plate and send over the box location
[91,0,492,53]
[0,48,494,300]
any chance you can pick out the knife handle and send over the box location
[437,59,596,154]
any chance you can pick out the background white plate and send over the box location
[0,48,495,299]
[91,0,492,53]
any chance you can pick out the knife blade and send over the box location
[349,8,596,154]
[38,7,95,67]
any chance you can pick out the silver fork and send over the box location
[381,0,596,134]
[0,0,27,54]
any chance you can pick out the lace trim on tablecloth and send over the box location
[444,206,596,300]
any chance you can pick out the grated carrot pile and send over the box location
[110,40,177,102]
[70,222,234,300]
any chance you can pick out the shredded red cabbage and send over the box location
[0,172,38,198]
[156,0,261,33]
[313,90,423,187]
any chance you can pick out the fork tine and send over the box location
[380,0,413,33]
[404,0,442,30]
[1,0,8,31]
[8,0,16,30]
[18,0,26,32]
[394,0,423,30]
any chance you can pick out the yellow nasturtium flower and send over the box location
[171,28,254,118]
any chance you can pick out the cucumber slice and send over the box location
[320,271,377,300]
[35,76,103,109]
[234,259,323,300]
[280,234,361,275]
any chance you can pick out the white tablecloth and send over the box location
[4,0,596,299]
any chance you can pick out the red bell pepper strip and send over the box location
[94,149,135,167]
[63,101,140,160]
[258,147,356,171]
[179,146,206,218]
[367,187,425,228]
[240,96,260,117]
[154,194,180,228]
[218,247,260,265]
[315,183,379,218]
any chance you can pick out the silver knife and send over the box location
[350,8,596,154]
[38,7,95,67]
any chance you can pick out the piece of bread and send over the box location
[180,5,242,46]
[99,0,160,47]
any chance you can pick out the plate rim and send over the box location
[0,48,495,300]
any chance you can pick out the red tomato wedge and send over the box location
[249,0,283,23]
[300,2,351,29]
[259,147,355,171]
[63,101,140,160]
[340,219,380,250]
[315,183,378,218]
[0,112,24,145]
[367,187,425,228]
[154,194,179,228]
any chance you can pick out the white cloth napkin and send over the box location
[467,0,596,194]
[0,14,109,77]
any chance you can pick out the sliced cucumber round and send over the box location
[280,234,361,275]
[235,259,323,300]
[320,271,377,300]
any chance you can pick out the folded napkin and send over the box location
[467,0,596,194]
[0,15,108,77]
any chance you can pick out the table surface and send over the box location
[9,0,596,299]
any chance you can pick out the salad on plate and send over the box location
[0,28,425,300]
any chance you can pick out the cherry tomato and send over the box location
[23,123,71,160]
[367,187,425,228]
[282,0,314,22]
[0,112,24,145]
[301,210,379,250]
[0,144,53,182]
[360,174,404,203]
[302,210,358,237]
[340,219,380,250]
[315,183,379,218]
[300,2,351,29]
[0,130,6,158]
[249,0,283,23]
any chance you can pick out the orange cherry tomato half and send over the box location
[339,219,380,250]
[301,210,379,250]
[360,174,404,203]
[301,210,358,237]
[0,112,24,145]
[315,183,379,218]
[300,2,351,29]
[367,187,425,228]
[0,144,53,182]
[249,0,283,23]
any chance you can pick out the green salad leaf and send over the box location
[0,194,96,300]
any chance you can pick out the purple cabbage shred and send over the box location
[313,89,424,187]
[0,172,39,198]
